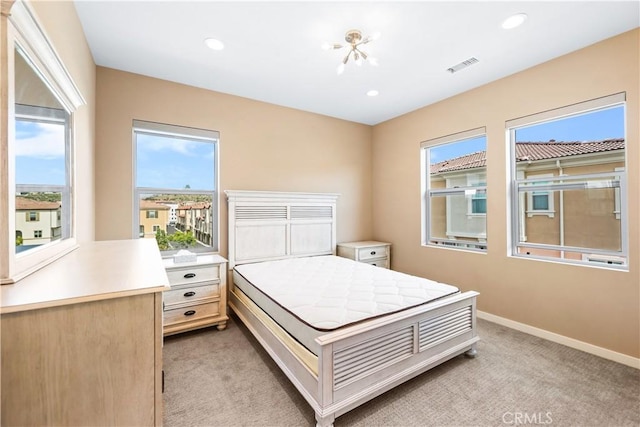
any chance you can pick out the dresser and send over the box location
[337,240,391,269]
[162,254,228,335]
[0,239,168,427]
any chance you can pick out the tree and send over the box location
[16,235,23,246]
[155,229,170,250]
[168,230,196,248]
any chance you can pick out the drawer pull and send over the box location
[183,273,196,279]
[184,310,196,316]
[370,251,376,255]
[184,291,196,297]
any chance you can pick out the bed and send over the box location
[225,190,479,427]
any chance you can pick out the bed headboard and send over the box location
[225,190,339,269]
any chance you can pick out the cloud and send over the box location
[15,121,65,158]
[137,134,205,157]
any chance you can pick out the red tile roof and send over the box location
[15,197,60,210]
[140,200,170,210]
[431,139,624,173]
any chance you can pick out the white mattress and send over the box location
[233,255,459,355]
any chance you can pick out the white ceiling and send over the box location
[73,1,639,125]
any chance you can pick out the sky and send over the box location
[15,120,65,186]
[136,133,215,190]
[430,105,625,164]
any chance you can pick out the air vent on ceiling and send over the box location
[447,57,479,74]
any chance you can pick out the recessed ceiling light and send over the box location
[502,13,528,30]
[367,90,379,97]
[204,38,224,51]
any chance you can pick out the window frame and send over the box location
[132,120,220,255]
[507,92,628,270]
[421,127,488,252]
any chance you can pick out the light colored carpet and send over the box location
[163,316,639,427]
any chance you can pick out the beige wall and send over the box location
[30,1,96,243]
[94,67,373,256]
[372,29,639,358]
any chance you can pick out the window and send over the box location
[469,180,487,215]
[133,120,219,256]
[2,1,85,284]
[34,230,42,238]
[526,174,554,217]
[508,93,627,269]
[421,127,487,251]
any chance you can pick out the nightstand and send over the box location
[337,241,391,269]
[162,254,228,336]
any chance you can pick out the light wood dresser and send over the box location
[162,254,228,336]
[337,240,391,269]
[0,239,169,426]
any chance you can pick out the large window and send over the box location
[133,120,219,255]
[421,128,487,251]
[508,93,627,269]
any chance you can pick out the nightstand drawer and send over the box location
[361,258,389,268]
[357,245,388,261]
[163,301,220,325]
[164,283,220,307]
[166,265,218,286]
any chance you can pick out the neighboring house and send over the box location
[430,139,625,256]
[15,196,62,248]
[139,199,170,238]
[163,202,179,225]
[175,202,213,246]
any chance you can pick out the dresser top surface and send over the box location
[1,239,170,314]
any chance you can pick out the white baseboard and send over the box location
[477,310,640,369]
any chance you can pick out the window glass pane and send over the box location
[511,101,626,267]
[532,194,549,210]
[15,120,65,185]
[136,133,215,190]
[426,134,487,251]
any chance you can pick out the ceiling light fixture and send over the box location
[502,13,528,30]
[204,38,225,51]
[323,29,379,75]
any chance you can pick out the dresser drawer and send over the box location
[357,245,388,261]
[163,301,220,325]
[164,283,220,307]
[166,265,218,286]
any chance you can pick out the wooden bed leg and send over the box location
[315,412,335,427]
[465,345,478,358]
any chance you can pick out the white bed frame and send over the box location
[225,190,479,427]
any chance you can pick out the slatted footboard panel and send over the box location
[419,306,473,352]
[333,326,414,390]
[326,293,478,403]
